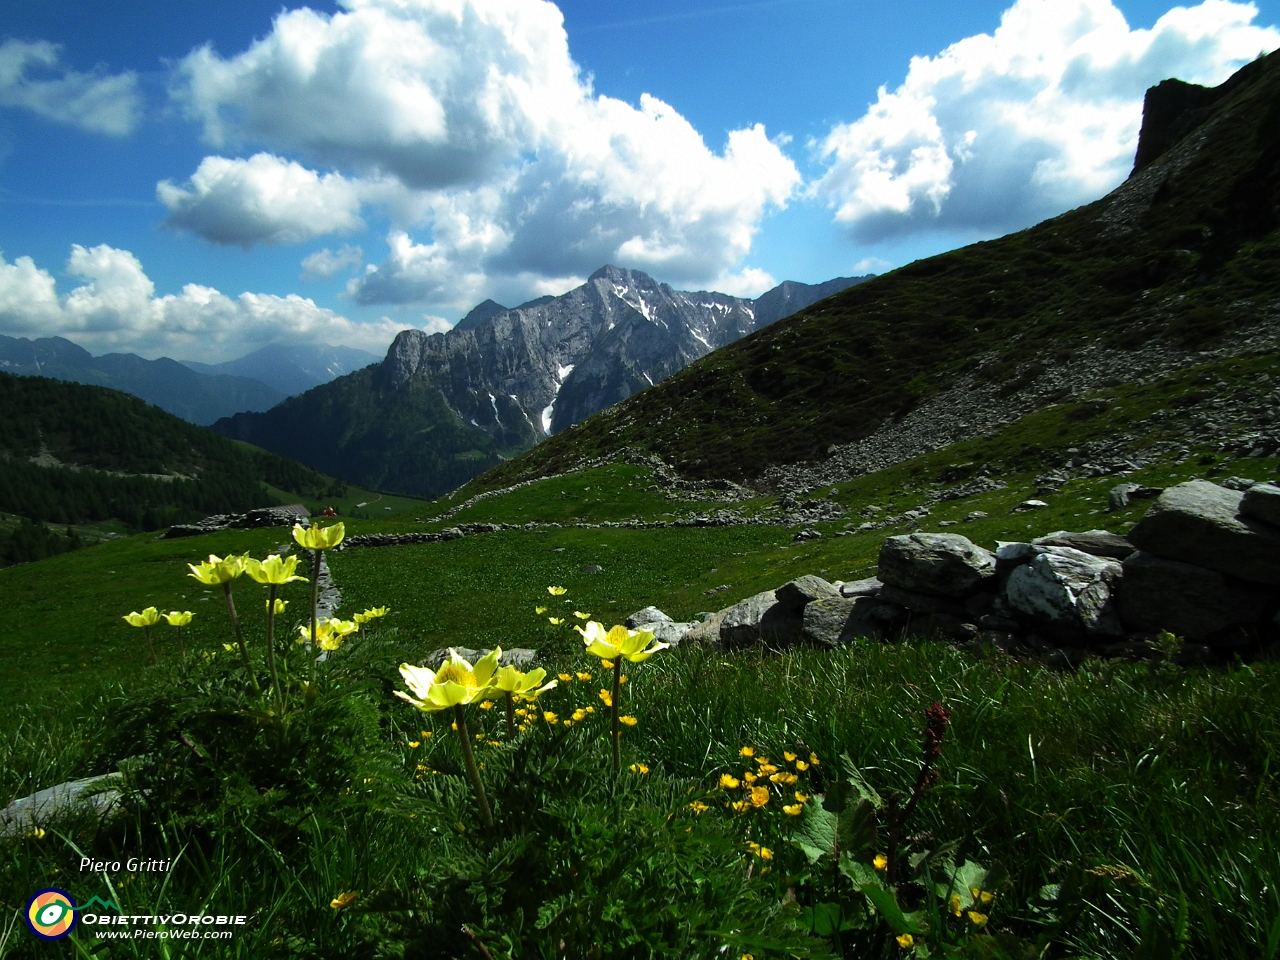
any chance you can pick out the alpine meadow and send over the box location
[2,3,1280,960]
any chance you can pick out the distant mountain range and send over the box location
[181,342,379,398]
[0,337,378,426]
[212,269,870,496]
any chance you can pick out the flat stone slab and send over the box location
[1241,483,1280,528]
[1033,530,1135,560]
[1,772,125,838]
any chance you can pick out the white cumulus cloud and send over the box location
[0,39,140,135]
[158,153,367,247]
[814,0,1280,242]
[0,245,411,362]
[301,244,365,280]
[165,0,800,304]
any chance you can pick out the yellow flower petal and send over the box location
[330,891,358,909]
[783,803,802,816]
[629,763,649,774]
[750,786,769,807]
[619,715,638,726]
[896,933,914,948]
[294,522,345,551]
[547,585,567,596]
[739,747,754,757]
[874,854,888,872]
[719,774,740,789]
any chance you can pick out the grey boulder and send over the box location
[719,590,802,647]
[423,647,538,669]
[1240,483,1280,528]
[1005,546,1124,640]
[839,577,883,598]
[878,533,996,598]
[801,596,888,646]
[774,575,840,609]
[1127,480,1280,585]
[1116,551,1272,641]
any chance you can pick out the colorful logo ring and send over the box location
[26,888,77,940]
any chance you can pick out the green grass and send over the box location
[3,344,1279,955]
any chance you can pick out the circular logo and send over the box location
[26,888,77,940]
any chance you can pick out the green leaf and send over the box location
[858,882,924,935]
[836,797,878,855]
[791,794,838,863]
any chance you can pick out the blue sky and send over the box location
[0,0,1276,362]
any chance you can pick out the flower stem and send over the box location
[223,583,261,693]
[309,548,321,686]
[176,626,186,665]
[143,625,156,664]
[611,658,621,774]
[265,584,282,709]
[505,693,515,739]
[453,705,494,829]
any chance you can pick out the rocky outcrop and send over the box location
[165,504,310,538]
[675,478,1278,664]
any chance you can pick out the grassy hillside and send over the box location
[212,366,509,498]
[468,50,1280,491]
[0,373,353,563]
[2,412,1277,956]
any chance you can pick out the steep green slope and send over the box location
[0,372,342,538]
[469,52,1280,490]
[213,367,507,497]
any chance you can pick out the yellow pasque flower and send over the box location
[487,664,557,701]
[548,617,564,625]
[874,854,889,872]
[629,763,650,775]
[395,648,501,712]
[293,521,345,551]
[354,606,389,624]
[547,586,567,596]
[299,617,358,651]
[739,746,754,758]
[575,671,592,681]
[329,891,358,909]
[719,773,741,789]
[619,715,638,726]
[162,610,193,626]
[688,800,709,814]
[535,606,549,615]
[123,607,161,627]
[750,786,770,807]
[783,803,803,816]
[243,553,308,585]
[896,933,914,948]
[598,689,613,707]
[187,553,246,585]
[574,610,590,619]
[576,620,669,663]
[265,597,289,615]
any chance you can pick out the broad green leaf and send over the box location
[858,882,924,935]
[791,794,838,863]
